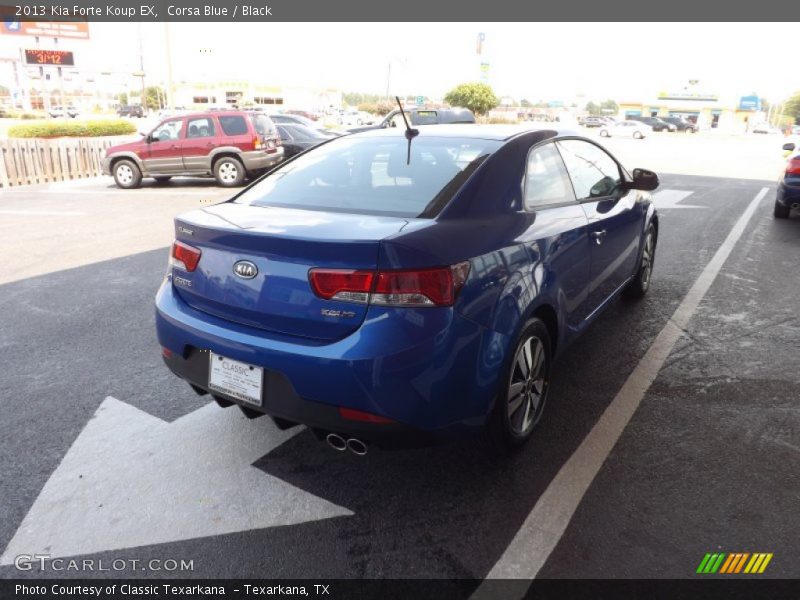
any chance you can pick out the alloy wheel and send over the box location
[507,335,547,436]
[640,231,654,289]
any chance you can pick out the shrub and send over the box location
[7,119,137,138]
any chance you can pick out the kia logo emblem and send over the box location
[233,260,258,279]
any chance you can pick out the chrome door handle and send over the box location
[591,230,607,244]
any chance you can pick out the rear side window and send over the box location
[557,140,622,200]
[234,136,501,218]
[186,118,215,138]
[524,143,576,208]
[218,115,249,136]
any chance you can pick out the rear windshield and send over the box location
[234,136,500,218]
[250,114,277,136]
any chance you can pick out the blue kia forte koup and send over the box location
[155,124,659,454]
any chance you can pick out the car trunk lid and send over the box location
[171,203,409,341]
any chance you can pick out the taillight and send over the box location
[170,240,201,272]
[308,262,470,307]
[787,157,800,175]
[253,135,264,150]
[308,269,374,303]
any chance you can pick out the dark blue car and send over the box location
[775,152,800,218]
[156,125,659,454]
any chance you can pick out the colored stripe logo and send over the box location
[696,552,773,574]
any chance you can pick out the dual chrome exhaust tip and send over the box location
[326,433,368,456]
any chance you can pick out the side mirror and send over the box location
[628,168,659,191]
[782,142,796,152]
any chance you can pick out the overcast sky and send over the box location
[78,22,795,102]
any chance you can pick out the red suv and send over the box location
[102,110,284,188]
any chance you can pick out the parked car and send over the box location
[600,120,652,139]
[338,110,377,127]
[155,124,660,453]
[774,151,800,218]
[49,105,79,118]
[580,116,605,128]
[270,113,344,137]
[275,123,332,159]
[348,107,475,133]
[101,110,283,188]
[627,116,676,132]
[752,123,779,134]
[117,105,145,118]
[659,116,698,133]
[286,109,319,121]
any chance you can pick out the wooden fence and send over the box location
[0,137,122,188]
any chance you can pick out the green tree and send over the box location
[782,91,800,124]
[444,83,498,116]
[600,99,618,114]
[143,86,165,110]
[116,92,128,106]
[343,92,383,106]
[585,101,601,116]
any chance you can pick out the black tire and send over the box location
[213,156,246,187]
[633,131,644,139]
[154,176,172,184]
[112,159,142,189]
[600,129,609,137]
[624,223,656,299]
[486,318,552,454]
[774,200,790,219]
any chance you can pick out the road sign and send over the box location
[0,397,352,563]
[415,96,424,105]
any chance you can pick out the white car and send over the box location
[599,120,652,139]
[337,110,376,127]
[752,123,780,134]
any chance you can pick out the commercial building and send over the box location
[171,81,342,113]
[618,85,765,131]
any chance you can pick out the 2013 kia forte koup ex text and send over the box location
[155,124,660,454]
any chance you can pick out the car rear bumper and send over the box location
[240,148,285,172]
[776,180,800,207]
[155,280,507,447]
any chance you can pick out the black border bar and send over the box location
[3,579,800,600]
[1,0,799,21]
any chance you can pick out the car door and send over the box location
[142,117,185,174]
[180,116,217,172]
[557,139,643,315]
[522,141,592,329]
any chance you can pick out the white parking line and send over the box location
[0,210,86,216]
[472,187,768,594]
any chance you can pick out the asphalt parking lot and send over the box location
[0,132,797,583]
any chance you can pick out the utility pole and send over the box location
[163,22,175,110]
[137,23,147,112]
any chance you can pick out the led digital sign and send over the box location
[24,49,75,66]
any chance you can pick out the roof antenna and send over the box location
[395,96,419,165]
